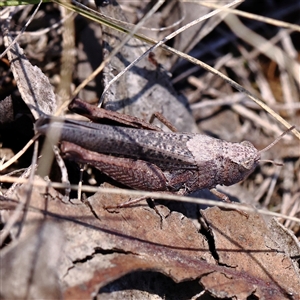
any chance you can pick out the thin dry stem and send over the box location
[0,1,43,60]
[0,134,40,172]
[55,0,165,114]
[199,1,300,32]
[51,0,299,139]
[1,175,299,224]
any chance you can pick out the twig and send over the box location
[0,175,299,223]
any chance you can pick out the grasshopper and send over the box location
[35,98,292,203]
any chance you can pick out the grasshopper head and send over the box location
[239,140,261,171]
[221,124,293,187]
[221,140,260,187]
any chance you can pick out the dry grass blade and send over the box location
[0,0,42,60]
[98,0,243,105]
[224,14,299,82]
[1,175,299,224]
[51,0,299,139]
[0,134,39,172]
[200,1,300,32]
[54,0,165,114]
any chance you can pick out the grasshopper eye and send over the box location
[240,159,254,170]
[239,141,256,170]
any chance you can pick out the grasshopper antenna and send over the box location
[259,126,295,154]
[258,126,295,166]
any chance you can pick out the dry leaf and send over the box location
[2,20,57,119]
[201,207,300,299]
[0,221,63,300]
[6,181,214,298]
[5,179,299,299]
